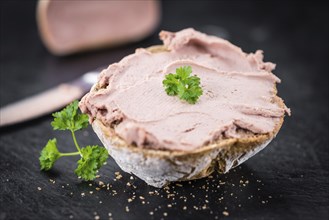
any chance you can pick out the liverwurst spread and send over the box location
[37,0,160,55]
[80,28,290,151]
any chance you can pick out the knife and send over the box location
[0,69,101,127]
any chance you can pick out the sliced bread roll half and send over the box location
[80,29,290,188]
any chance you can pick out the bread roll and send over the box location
[79,29,290,187]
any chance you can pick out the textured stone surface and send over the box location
[0,1,328,220]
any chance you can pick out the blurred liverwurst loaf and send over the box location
[37,0,160,55]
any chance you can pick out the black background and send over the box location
[0,1,328,219]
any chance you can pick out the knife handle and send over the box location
[0,84,84,127]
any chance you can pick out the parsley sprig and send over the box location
[162,66,203,104]
[39,100,109,181]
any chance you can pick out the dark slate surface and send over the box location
[0,1,328,220]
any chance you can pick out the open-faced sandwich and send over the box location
[79,28,290,188]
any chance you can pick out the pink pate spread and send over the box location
[79,28,290,151]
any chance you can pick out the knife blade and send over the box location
[0,69,100,127]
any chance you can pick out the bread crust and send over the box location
[90,46,286,188]
[92,100,284,188]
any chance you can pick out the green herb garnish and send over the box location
[39,100,108,181]
[162,66,203,104]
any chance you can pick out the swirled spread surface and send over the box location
[80,28,289,151]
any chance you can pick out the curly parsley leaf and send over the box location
[40,101,109,181]
[39,138,60,171]
[163,66,203,104]
[75,146,109,181]
[51,100,89,132]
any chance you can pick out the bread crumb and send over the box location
[149,211,154,215]
[37,187,42,191]
[98,181,104,186]
[163,212,168,216]
[222,211,229,216]
[167,194,175,198]
[125,206,130,212]
[94,215,100,220]
[115,174,122,180]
